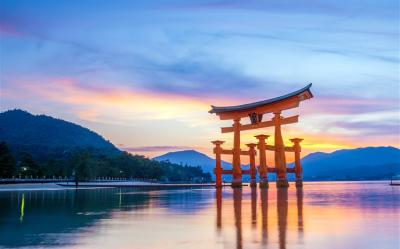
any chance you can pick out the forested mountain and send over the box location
[0,109,119,161]
[0,110,211,182]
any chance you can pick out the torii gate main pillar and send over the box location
[274,112,289,188]
[231,118,242,188]
[290,138,304,188]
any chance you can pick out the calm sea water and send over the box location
[0,181,398,249]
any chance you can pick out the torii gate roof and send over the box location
[209,83,313,119]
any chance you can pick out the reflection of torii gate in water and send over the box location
[210,84,313,188]
[215,188,304,249]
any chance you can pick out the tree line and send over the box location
[0,142,211,183]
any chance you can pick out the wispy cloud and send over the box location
[0,21,21,37]
[304,96,399,115]
[331,120,400,136]
[312,48,399,64]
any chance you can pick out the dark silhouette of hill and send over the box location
[0,110,212,182]
[0,109,120,160]
[155,147,400,181]
[301,146,400,180]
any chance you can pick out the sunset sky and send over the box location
[1,0,399,162]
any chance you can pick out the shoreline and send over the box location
[0,180,392,191]
[56,182,220,188]
[0,182,221,191]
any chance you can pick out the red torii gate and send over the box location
[210,84,313,188]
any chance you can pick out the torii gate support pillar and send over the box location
[212,140,224,188]
[290,138,304,188]
[247,143,257,188]
[256,135,269,188]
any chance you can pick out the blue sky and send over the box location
[0,0,399,159]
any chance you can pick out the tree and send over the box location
[0,142,16,178]
[71,150,93,181]
[41,158,65,177]
[18,152,41,177]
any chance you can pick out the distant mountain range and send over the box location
[154,150,231,173]
[0,109,120,160]
[300,147,400,180]
[154,147,400,181]
[154,150,234,181]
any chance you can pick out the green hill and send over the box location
[0,109,120,161]
[0,110,211,182]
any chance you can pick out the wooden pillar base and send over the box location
[276,178,289,188]
[250,180,257,188]
[295,179,303,188]
[259,180,269,188]
[231,182,242,188]
[231,178,243,188]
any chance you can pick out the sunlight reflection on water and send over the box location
[0,181,398,249]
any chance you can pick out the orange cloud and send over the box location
[13,77,212,123]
